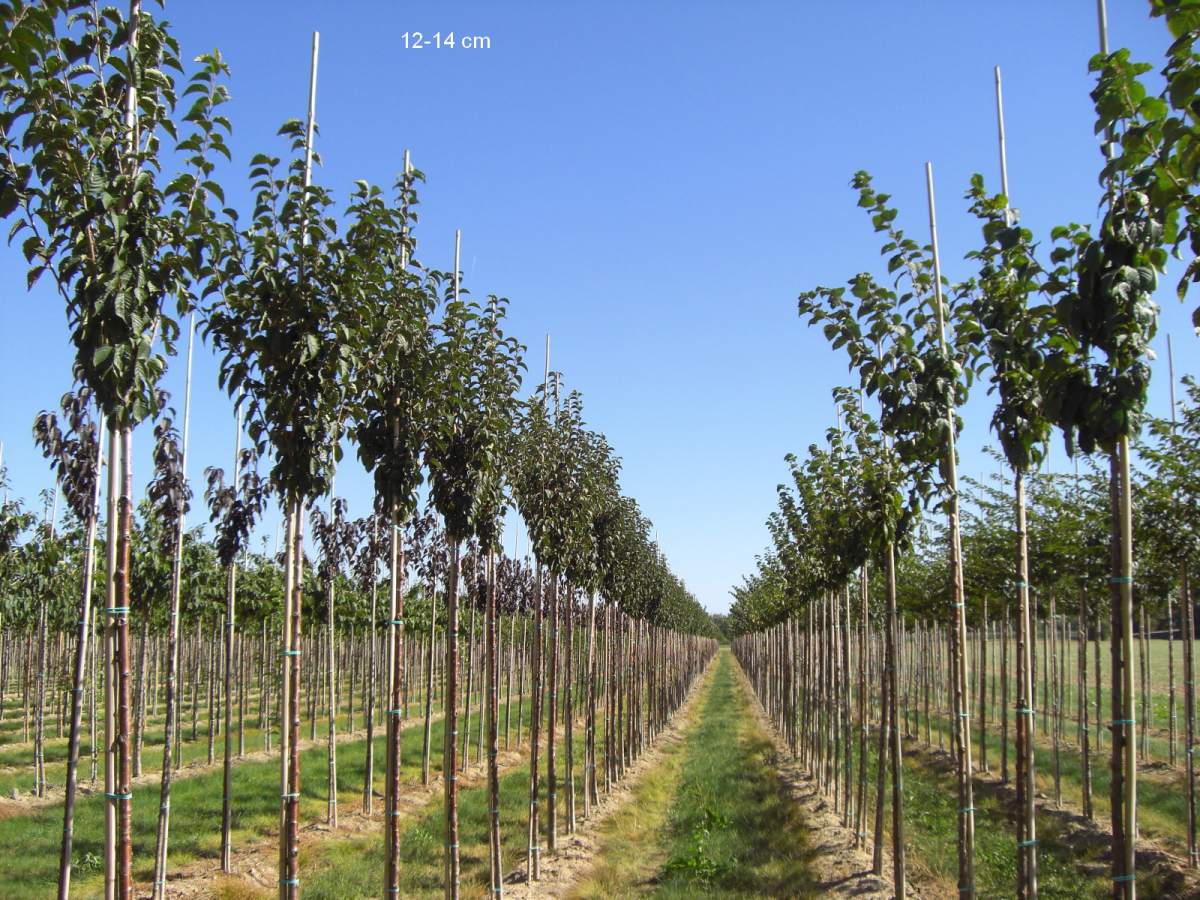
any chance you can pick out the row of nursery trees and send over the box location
[0,2,717,899]
[732,3,1199,899]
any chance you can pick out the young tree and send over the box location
[466,297,523,896]
[344,161,437,893]
[1039,121,1165,900]
[146,406,193,895]
[799,172,977,892]
[425,237,523,899]
[348,509,388,814]
[965,175,1054,897]
[0,5,230,893]
[204,56,369,893]
[33,389,104,895]
[1141,383,1200,865]
[205,444,268,870]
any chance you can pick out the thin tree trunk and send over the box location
[220,559,237,870]
[384,508,408,895]
[486,550,503,897]
[443,541,462,900]
[56,489,101,899]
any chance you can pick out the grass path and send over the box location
[571,649,819,898]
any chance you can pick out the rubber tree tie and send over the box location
[105,791,132,800]
[388,811,403,817]
[389,619,405,625]
[1109,576,1133,584]
[1112,874,1136,883]
[280,650,300,656]
[1111,719,1136,726]
[1018,839,1039,847]
[1014,580,1028,588]
[386,888,401,894]
[960,806,976,814]
[105,606,130,615]
[279,879,300,886]
[282,791,300,799]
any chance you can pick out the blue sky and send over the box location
[1,1,1196,614]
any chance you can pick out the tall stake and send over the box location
[1095,2,1137,892]
[364,511,379,811]
[220,400,243,870]
[101,5,142,897]
[326,471,338,829]
[103,419,120,900]
[384,148,413,888]
[57,413,104,898]
[995,66,1038,898]
[443,229,463,900]
[1169,334,1197,867]
[279,32,319,900]
[926,161,976,897]
[152,311,196,897]
[486,548,503,896]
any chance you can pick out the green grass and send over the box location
[569,668,706,896]
[798,638,1198,899]
[906,684,1193,859]
[964,637,1196,753]
[888,742,1111,898]
[302,702,594,898]
[0,678,493,798]
[575,651,818,898]
[0,696,531,900]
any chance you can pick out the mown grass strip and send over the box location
[575,650,817,898]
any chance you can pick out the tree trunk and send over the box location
[220,561,237,871]
[57,496,101,899]
[442,540,461,900]
[384,509,408,895]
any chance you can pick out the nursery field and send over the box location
[3,0,1200,898]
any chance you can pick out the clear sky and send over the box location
[1,1,1196,615]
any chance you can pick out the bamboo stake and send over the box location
[442,229,464,900]
[152,310,196,898]
[57,412,105,899]
[326,472,338,829]
[927,160,976,898]
[220,402,243,870]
